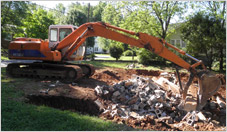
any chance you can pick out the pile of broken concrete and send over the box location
[94,74,226,130]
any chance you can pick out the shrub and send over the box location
[109,44,124,61]
[137,48,154,65]
[88,53,96,61]
[137,48,166,65]
[123,50,133,56]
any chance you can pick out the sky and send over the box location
[32,1,100,9]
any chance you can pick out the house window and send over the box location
[176,40,181,45]
[170,40,175,45]
[182,41,186,48]
[94,47,98,51]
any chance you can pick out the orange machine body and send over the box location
[8,38,61,61]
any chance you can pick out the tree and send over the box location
[1,1,29,27]
[181,12,225,70]
[14,6,55,40]
[181,1,226,72]
[50,3,66,25]
[149,1,186,39]
[118,1,185,39]
[92,2,107,22]
[109,44,124,61]
[65,8,87,26]
[203,1,226,72]
[97,2,123,51]
[113,1,185,64]
[65,3,97,48]
[1,1,29,39]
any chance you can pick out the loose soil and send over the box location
[15,67,226,131]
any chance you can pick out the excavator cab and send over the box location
[48,25,86,60]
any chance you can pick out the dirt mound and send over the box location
[135,69,160,76]
[92,68,160,85]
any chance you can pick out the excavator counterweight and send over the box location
[7,22,221,110]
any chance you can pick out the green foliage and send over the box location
[97,3,123,51]
[92,2,107,21]
[50,3,66,25]
[137,48,154,65]
[123,50,133,56]
[20,7,54,39]
[123,50,136,56]
[97,1,184,55]
[88,53,96,61]
[65,2,107,47]
[117,1,186,39]
[1,1,29,27]
[65,8,87,26]
[181,11,226,70]
[109,43,124,61]
[137,48,165,65]
[1,1,29,39]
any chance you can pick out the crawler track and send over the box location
[6,62,95,82]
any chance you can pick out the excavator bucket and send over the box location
[196,70,221,110]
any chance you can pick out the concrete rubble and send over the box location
[94,73,226,130]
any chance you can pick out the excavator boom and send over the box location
[58,22,195,70]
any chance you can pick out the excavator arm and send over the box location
[56,22,205,72]
[55,22,221,110]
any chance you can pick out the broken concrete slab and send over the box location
[95,86,103,96]
[196,112,206,121]
[113,91,121,97]
[216,96,226,109]
[153,77,181,94]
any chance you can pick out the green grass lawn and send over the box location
[1,68,135,131]
[95,54,110,57]
[95,54,137,61]
[81,60,187,73]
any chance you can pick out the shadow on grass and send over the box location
[1,67,135,131]
[1,100,134,131]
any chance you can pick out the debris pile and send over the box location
[94,74,226,130]
[95,75,183,122]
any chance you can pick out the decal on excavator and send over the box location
[9,49,46,57]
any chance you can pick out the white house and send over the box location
[168,23,186,48]
[86,38,105,54]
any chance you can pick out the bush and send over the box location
[109,44,124,61]
[137,49,154,65]
[123,50,133,56]
[88,53,96,61]
[137,48,165,65]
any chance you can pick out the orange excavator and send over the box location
[7,22,221,110]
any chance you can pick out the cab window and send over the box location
[50,28,58,42]
[59,28,72,41]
